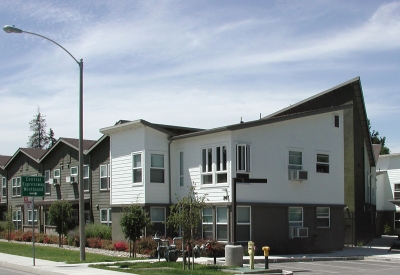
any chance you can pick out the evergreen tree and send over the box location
[46,128,57,149]
[27,107,49,149]
[371,130,390,155]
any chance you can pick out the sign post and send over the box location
[21,176,45,266]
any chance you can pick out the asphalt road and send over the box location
[266,259,400,274]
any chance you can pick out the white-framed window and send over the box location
[12,209,21,230]
[179,151,184,187]
[202,208,213,239]
[84,211,91,223]
[395,212,400,229]
[28,209,38,225]
[394,184,400,200]
[54,169,60,182]
[201,147,213,184]
[132,152,143,184]
[100,208,112,225]
[44,170,51,194]
[151,207,166,236]
[100,164,110,190]
[1,177,6,198]
[216,207,228,241]
[316,207,330,228]
[334,114,340,128]
[237,206,251,242]
[12,177,21,197]
[150,154,165,183]
[289,151,302,170]
[70,166,78,177]
[316,154,329,173]
[83,165,90,192]
[288,207,303,227]
[236,144,250,172]
[201,144,228,185]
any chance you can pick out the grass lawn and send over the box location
[92,261,229,275]
[0,241,134,264]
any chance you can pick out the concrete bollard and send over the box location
[225,245,243,267]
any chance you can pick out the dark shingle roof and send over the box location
[0,155,11,166]
[19,148,47,161]
[59,138,97,151]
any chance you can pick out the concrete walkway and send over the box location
[1,236,400,275]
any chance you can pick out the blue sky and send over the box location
[1,0,399,156]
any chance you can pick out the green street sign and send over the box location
[21,176,45,197]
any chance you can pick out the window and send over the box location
[1,177,6,198]
[28,210,38,225]
[44,170,51,194]
[394,184,400,200]
[202,208,213,239]
[132,153,142,183]
[202,148,213,184]
[316,207,330,228]
[70,166,78,177]
[100,208,112,225]
[216,207,228,241]
[216,146,227,183]
[100,164,110,190]
[151,207,166,236]
[150,154,165,183]
[83,165,90,192]
[85,211,91,223]
[12,177,21,197]
[334,115,340,128]
[237,144,250,172]
[288,207,303,227]
[54,169,60,182]
[179,151,184,187]
[316,154,329,173]
[289,151,302,170]
[237,206,251,242]
[12,209,21,230]
[395,213,400,229]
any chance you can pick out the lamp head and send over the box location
[3,25,23,33]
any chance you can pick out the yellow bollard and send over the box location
[248,241,255,269]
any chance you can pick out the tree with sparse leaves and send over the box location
[27,107,49,149]
[49,200,73,247]
[120,204,152,257]
[167,185,208,270]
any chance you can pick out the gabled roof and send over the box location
[100,119,203,137]
[262,77,375,167]
[39,137,97,161]
[84,135,109,154]
[4,148,47,168]
[0,155,11,168]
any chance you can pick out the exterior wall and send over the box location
[88,136,111,225]
[376,172,396,211]
[0,168,7,220]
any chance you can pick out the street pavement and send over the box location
[1,235,400,275]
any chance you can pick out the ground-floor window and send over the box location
[201,206,229,241]
[28,210,38,225]
[316,207,330,228]
[395,212,400,229]
[100,208,112,225]
[151,207,166,236]
[12,209,21,230]
[202,208,213,239]
[288,207,303,227]
[237,206,251,242]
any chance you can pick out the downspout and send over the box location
[168,137,173,205]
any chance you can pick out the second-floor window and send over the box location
[70,166,78,181]
[45,170,51,194]
[201,145,228,185]
[179,151,184,187]
[237,144,250,172]
[289,151,302,170]
[83,165,90,192]
[150,154,165,183]
[12,177,21,197]
[54,169,60,184]
[132,152,142,184]
[316,154,329,173]
[394,184,400,200]
[100,164,110,190]
[1,177,6,198]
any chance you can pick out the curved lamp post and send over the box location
[3,25,86,261]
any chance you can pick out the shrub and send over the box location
[13,230,23,241]
[87,237,103,248]
[22,231,33,242]
[102,239,114,250]
[114,242,128,251]
[67,227,80,247]
[85,223,112,240]
[136,236,158,256]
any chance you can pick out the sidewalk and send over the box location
[1,236,400,275]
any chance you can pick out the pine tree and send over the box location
[27,107,49,149]
[46,128,57,149]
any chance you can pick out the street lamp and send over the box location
[3,25,86,261]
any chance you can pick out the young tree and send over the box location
[371,130,390,155]
[27,107,49,149]
[49,200,73,247]
[167,185,208,270]
[46,128,57,149]
[120,204,152,257]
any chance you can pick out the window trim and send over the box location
[236,144,250,173]
[200,144,229,185]
[44,170,51,195]
[12,209,22,230]
[1,177,6,198]
[132,152,143,185]
[316,207,330,228]
[100,164,109,190]
[83,165,90,192]
[150,153,165,183]
[316,153,330,174]
[394,184,400,200]
[216,206,228,241]
[288,207,303,227]
[100,208,112,224]
[28,209,38,223]
[237,206,251,242]
[179,151,184,187]
[288,150,303,171]
[334,114,340,128]
[150,207,166,236]
[12,177,21,197]
[202,208,213,240]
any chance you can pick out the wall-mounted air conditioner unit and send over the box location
[50,178,60,186]
[289,227,308,238]
[66,176,77,184]
[288,170,308,181]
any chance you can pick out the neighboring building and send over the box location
[101,77,375,253]
[376,153,400,236]
[0,155,11,221]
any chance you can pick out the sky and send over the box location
[1,0,399,156]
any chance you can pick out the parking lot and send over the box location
[266,259,400,274]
